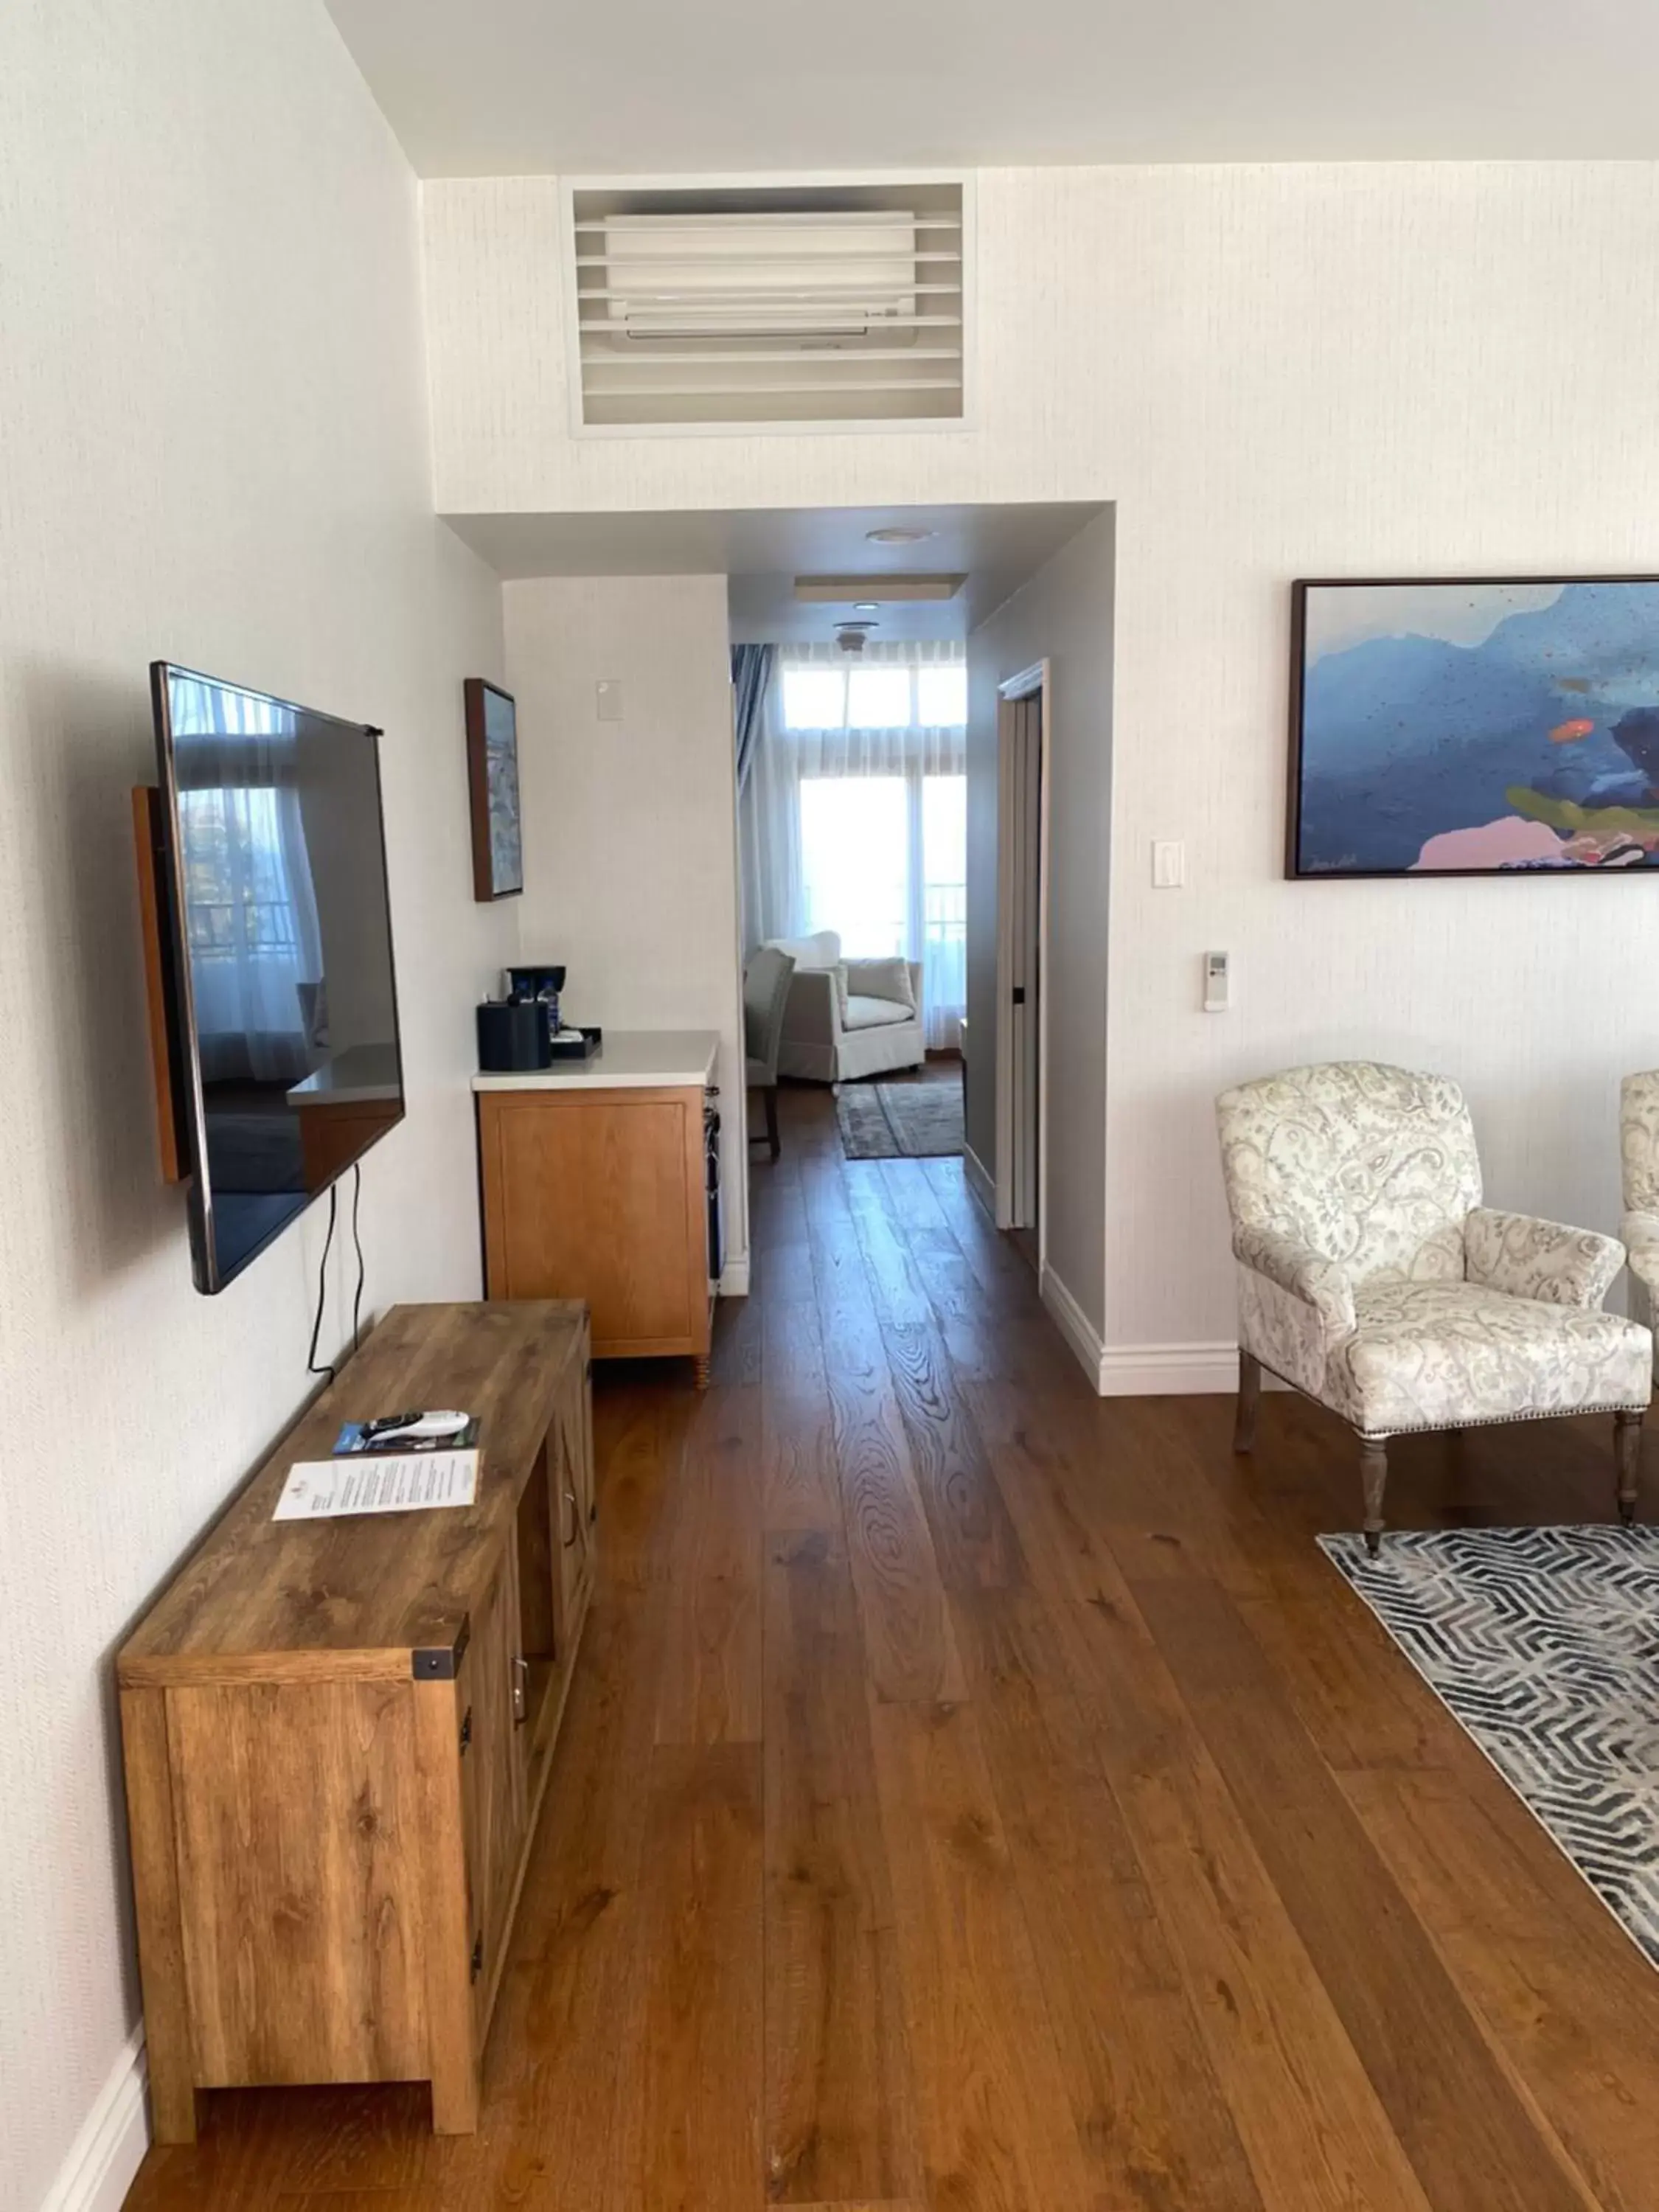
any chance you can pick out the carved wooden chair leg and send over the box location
[1234,1349,1262,1453]
[1614,1409,1643,1527]
[1360,1438,1388,1557]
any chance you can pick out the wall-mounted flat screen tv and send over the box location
[150,662,404,1293]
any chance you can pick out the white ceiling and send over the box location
[445,503,1106,641]
[324,0,1659,174]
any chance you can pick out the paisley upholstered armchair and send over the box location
[1216,1062,1650,1552]
[1621,1074,1659,1363]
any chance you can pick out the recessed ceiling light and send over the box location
[835,619,878,632]
[852,601,880,613]
[866,526,933,546]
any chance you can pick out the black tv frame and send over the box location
[147,660,406,1294]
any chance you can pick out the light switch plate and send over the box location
[1152,838,1186,888]
[596,679,624,722]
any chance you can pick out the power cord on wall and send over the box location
[305,1164,367,1387]
[350,1162,365,1354]
[305,1184,340,1386]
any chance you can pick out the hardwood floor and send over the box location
[122,1082,1659,2212]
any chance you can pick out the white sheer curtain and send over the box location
[738,640,967,1049]
[170,678,324,1083]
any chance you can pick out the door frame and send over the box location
[992,659,1051,1265]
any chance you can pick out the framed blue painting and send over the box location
[1287,576,1659,877]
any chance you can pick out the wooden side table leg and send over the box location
[1233,1349,1262,1453]
[1614,1408,1643,1526]
[119,1687,198,2144]
[1360,1439,1388,1557]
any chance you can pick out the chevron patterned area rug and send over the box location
[1322,1526,1659,1966]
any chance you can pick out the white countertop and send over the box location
[471,1028,720,1093]
[288,1043,402,1106]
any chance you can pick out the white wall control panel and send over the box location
[596,679,624,722]
[1151,838,1186,888]
[1203,950,1230,1011]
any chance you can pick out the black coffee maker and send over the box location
[476,964,567,1072]
[505,965,566,1033]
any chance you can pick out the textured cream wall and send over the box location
[502,575,747,1273]
[967,512,1116,1334]
[0,6,515,2203]
[425,161,1659,1356]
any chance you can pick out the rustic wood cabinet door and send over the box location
[551,1394,593,1654]
[457,1534,528,2031]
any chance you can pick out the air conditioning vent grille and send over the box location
[568,181,970,431]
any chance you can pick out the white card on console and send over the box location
[273,1448,479,1521]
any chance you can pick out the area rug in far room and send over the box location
[835,1072,964,1160]
[1323,1525,1659,1966]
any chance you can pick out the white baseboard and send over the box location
[718,1254,750,1295]
[1040,1264,1107,1391]
[42,2025,149,2212]
[962,1141,998,1225]
[1033,1284,1249,1399]
[1097,1340,1242,1396]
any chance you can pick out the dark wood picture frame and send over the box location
[465,678,524,902]
[1287,572,1659,880]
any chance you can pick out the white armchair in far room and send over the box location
[766,931,926,1085]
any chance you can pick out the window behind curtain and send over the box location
[782,659,967,734]
[800,776,908,954]
[778,643,968,1048]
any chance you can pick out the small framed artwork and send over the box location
[1287,575,1659,877]
[464,678,524,901]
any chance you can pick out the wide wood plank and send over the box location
[821,1338,966,1705]
[482,1583,668,2210]
[866,1696,1099,2212]
[950,1584,1267,2211]
[1338,1763,1659,2212]
[763,1529,921,2203]
[871,1316,1026,1593]
[759,1287,842,1534]
[610,1743,765,2212]
[653,1385,763,1745]
[1059,1579,1440,2212]
[1131,1576,1595,2212]
[807,1151,964,1704]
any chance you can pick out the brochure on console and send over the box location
[273,1447,479,1520]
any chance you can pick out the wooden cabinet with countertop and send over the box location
[116,1300,594,2141]
[475,1029,718,1385]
